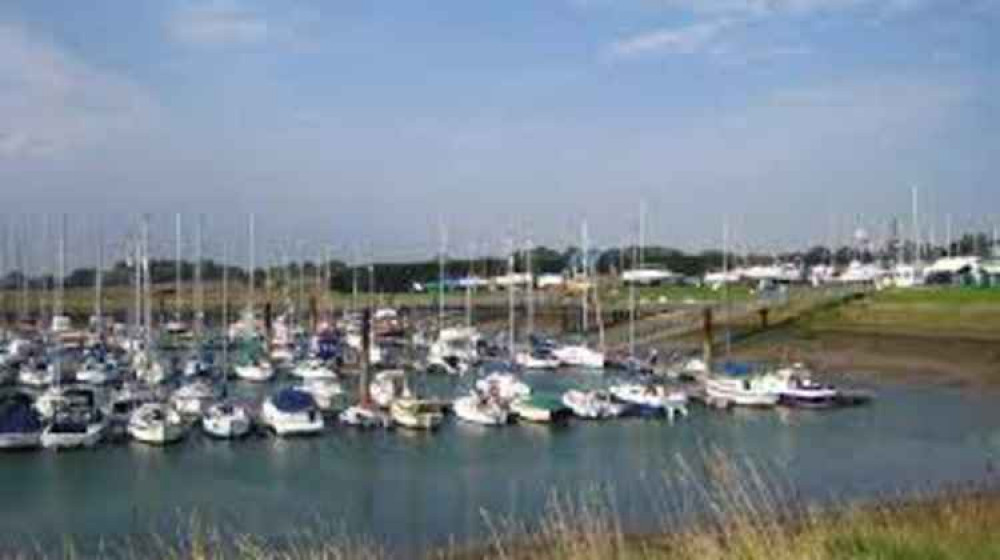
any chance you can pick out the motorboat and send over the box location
[36,385,102,421]
[133,352,168,385]
[201,401,252,439]
[76,357,122,385]
[106,384,157,436]
[296,377,344,411]
[609,383,689,419]
[0,392,43,450]
[128,403,187,445]
[390,398,444,430]
[426,327,480,375]
[704,364,780,407]
[453,393,509,426]
[260,389,324,436]
[514,350,560,370]
[370,370,407,408]
[510,394,572,423]
[561,390,628,419]
[170,379,222,416]
[291,358,337,380]
[551,345,605,369]
[233,359,275,382]
[17,359,55,388]
[763,364,840,408]
[339,405,391,429]
[41,394,107,450]
[474,373,531,403]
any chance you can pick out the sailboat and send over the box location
[233,214,275,382]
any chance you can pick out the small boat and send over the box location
[233,359,275,382]
[370,370,406,408]
[106,384,157,436]
[609,383,690,419]
[474,373,531,403]
[0,392,43,450]
[339,405,391,429]
[170,379,222,416]
[201,401,252,439]
[41,404,107,450]
[260,389,324,436]
[766,364,840,408]
[18,359,55,388]
[390,398,444,430]
[514,350,560,370]
[296,377,344,411]
[128,403,187,445]
[453,393,509,426]
[510,394,572,423]
[75,357,122,385]
[704,375,780,408]
[562,390,628,419]
[291,358,337,380]
[552,345,605,369]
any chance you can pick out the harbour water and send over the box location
[1,370,997,556]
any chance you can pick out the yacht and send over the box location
[127,403,187,445]
[704,365,780,407]
[106,384,157,437]
[170,379,222,416]
[474,373,531,404]
[201,401,252,439]
[291,358,337,380]
[514,349,560,370]
[510,394,571,424]
[0,392,43,450]
[609,383,689,419]
[562,390,628,419]
[296,377,344,411]
[339,405,391,429]
[453,393,509,426]
[18,359,55,388]
[260,389,324,436]
[233,359,275,382]
[370,370,406,408]
[390,398,444,430]
[763,364,840,408]
[41,396,107,450]
[76,356,122,385]
[551,345,605,369]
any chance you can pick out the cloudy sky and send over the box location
[0,0,997,262]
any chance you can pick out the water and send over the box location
[1,371,998,556]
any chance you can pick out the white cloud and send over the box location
[607,20,732,58]
[169,1,269,47]
[0,23,157,159]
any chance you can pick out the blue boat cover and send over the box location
[0,394,42,433]
[722,361,753,376]
[272,389,315,412]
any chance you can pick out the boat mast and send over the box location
[464,242,473,331]
[194,214,204,340]
[946,213,953,258]
[142,214,152,350]
[525,238,534,340]
[132,219,141,342]
[580,221,589,334]
[56,213,66,322]
[638,199,646,269]
[175,212,182,322]
[95,218,104,336]
[723,216,732,359]
[222,240,229,372]
[911,185,920,265]
[629,217,637,360]
[247,213,255,318]
[438,220,446,332]
[507,237,515,361]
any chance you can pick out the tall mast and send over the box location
[195,215,204,338]
[222,240,229,371]
[248,213,256,316]
[911,185,920,265]
[581,221,589,334]
[525,239,534,340]
[133,221,141,340]
[628,218,637,359]
[56,213,66,320]
[946,213,953,258]
[723,216,731,359]
[465,242,473,330]
[95,218,104,334]
[507,238,515,361]
[141,214,152,348]
[638,199,646,269]
[438,220,446,331]
[175,213,183,321]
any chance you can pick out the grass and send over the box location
[11,453,1000,559]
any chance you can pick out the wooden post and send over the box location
[702,307,713,368]
[759,308,769,329]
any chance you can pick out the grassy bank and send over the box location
[28,479,1000,559]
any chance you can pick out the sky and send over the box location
[0,0,998,264]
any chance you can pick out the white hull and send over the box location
[202,409,252,439]
[41,424,105,449]
[453,396,508,426]
[234,363,275,382]
[129,423,186,445]
[552,346,605,369]
[261,401,324,436]
[705,379,779,407]
[339,406,390,428]
[390,400,444,430]
[0,433,40,450]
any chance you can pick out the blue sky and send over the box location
[0,0,997,262]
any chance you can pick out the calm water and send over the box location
[1,370,998,556]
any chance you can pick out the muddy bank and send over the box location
[728,326,1000,387]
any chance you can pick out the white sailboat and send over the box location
[128,402,187,445]
[453,393,509,426]
[202,401,252,439]
[261,388,324,436]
